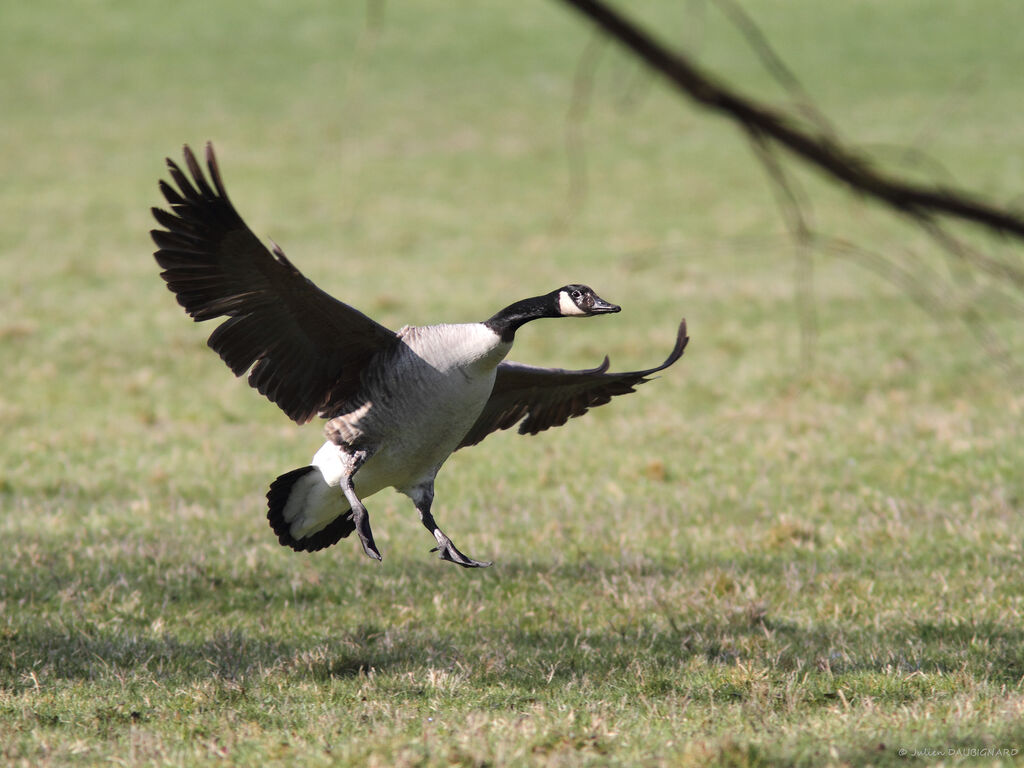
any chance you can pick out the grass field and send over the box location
[2,1,1023,765]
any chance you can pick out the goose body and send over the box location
[151,144,688,567]
[283,323,509,545]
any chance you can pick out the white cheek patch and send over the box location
[558,291,588,317]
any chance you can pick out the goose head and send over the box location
[555,284,621,317]
[485,284,621,341]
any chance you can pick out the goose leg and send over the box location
[338,448,381,562]
[408,484,491,568]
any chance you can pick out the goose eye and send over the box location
[571,290,582,300]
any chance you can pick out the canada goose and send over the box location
[151,144,688,567]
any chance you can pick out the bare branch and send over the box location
[562,34,607,223]
[555,0,1024,241]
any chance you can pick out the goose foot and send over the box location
[430,534,492,569]
[407,482,491,568]
[351,506,382,562]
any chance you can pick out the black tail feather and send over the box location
[266,466,356,553]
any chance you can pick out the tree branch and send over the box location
[556,0,1024,241]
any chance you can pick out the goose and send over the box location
[151,144,688,567]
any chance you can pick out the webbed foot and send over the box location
[430,534,492,568]
[350,505,381,562]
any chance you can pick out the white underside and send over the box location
[281,464,349,539]
[283,435,461,541]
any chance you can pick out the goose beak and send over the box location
[588,295,621,315]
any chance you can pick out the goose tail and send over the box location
[266,466,355,552]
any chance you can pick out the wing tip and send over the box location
[660,316,689,369]
[162,142,222,199]
[203,142,230,200]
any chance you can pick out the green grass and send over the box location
[2,1,1023,765]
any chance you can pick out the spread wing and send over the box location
[457,319,688,449]
[150,143,397,424]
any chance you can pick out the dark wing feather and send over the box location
[150,143,397,423]
[457,319,688,449]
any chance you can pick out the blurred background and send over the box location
[2,1,1023,762]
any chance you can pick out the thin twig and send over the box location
[559,33,607,229]
[712,0,835,139]
[746,130,819,370]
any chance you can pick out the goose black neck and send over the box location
[484,293,560,342]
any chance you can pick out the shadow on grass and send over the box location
[4,553,1024,695]
[0,622,436,687]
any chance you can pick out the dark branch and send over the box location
[556,0,1024,241]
